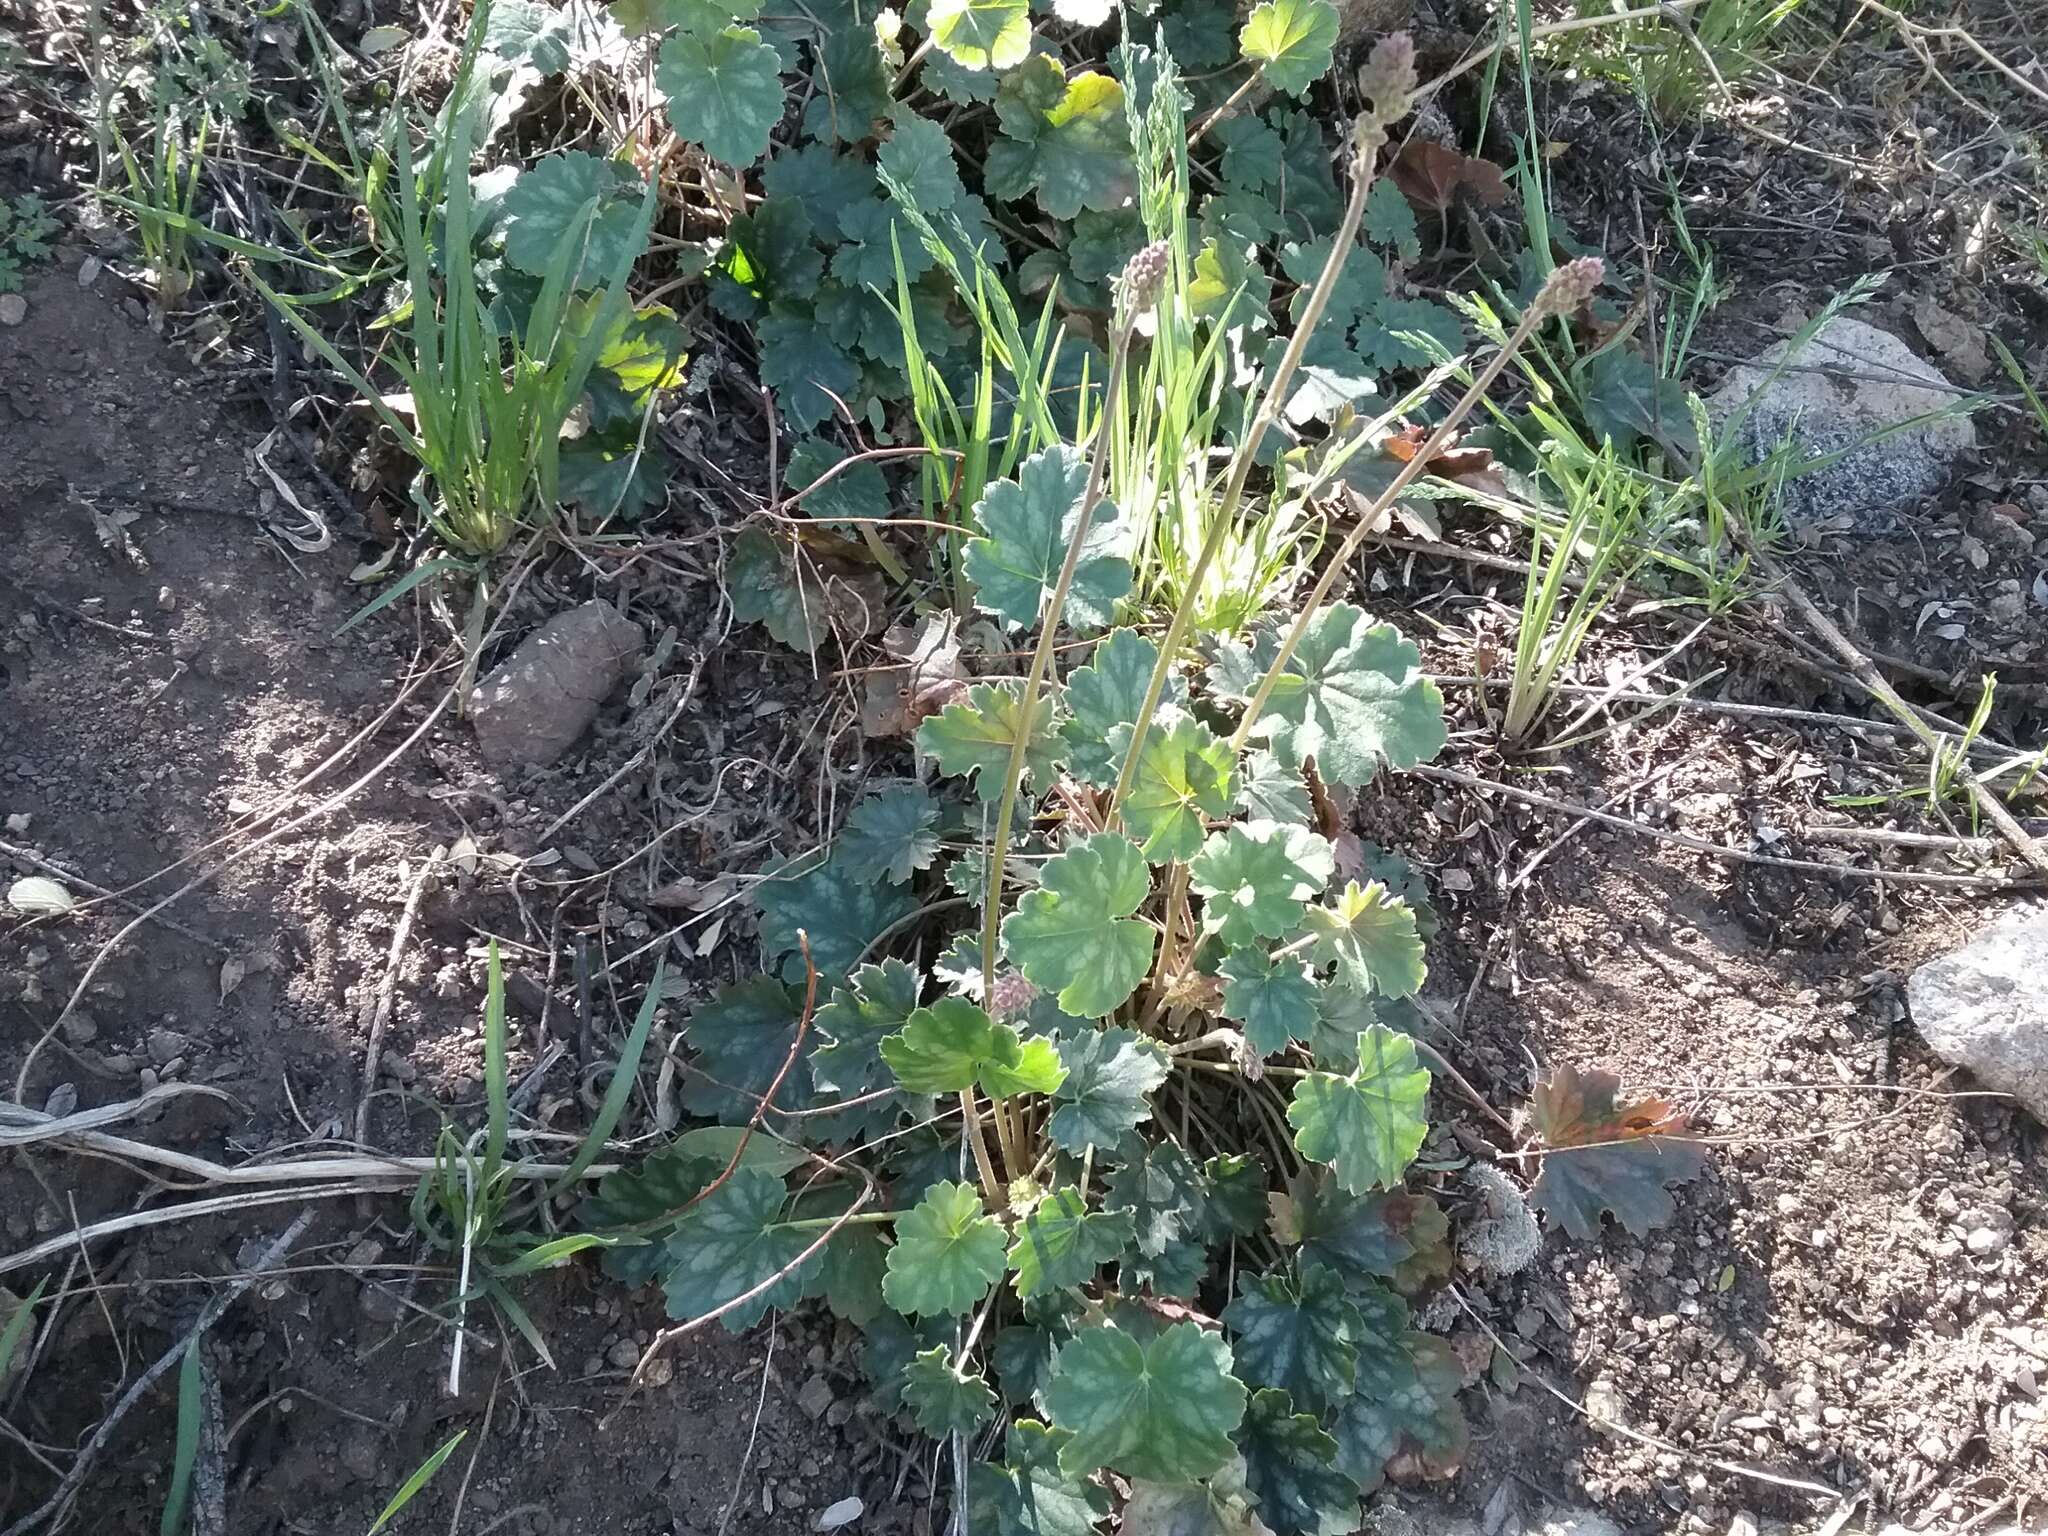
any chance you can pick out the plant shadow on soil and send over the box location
[0,273,906,1534]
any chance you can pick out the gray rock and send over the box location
[1906,907,2048,1121]
[1529,1511,1623,1536]
[146,1027,190,1065]
[1709,315,1976,534]
[470,601,644,767]
[796,1373,836,1420]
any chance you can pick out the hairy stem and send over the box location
[972,311,1139,1185]
[1228,298,1558,757]
[1109,134,1383,816]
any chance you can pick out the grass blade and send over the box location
[0,1277,48,1388]
[483,939,509,1180]
[366,1430,467,1535]
[159,1339,203,1536]
[546,958,665,1199]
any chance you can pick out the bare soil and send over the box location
[0,273,912,1535]
[6,0,2048,1530]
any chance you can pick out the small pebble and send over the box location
[0,294,26,327]
[815,1497,863,1531]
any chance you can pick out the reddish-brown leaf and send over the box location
[1528,1064,1706,1238]
[1389,141,1511,217]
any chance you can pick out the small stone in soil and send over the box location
[797,1373,835,1420]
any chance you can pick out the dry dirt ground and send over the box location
[6,6,2048,1535]
[0,273,902,1535]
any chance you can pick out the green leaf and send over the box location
[1239,1388,1359,1536]
[1215,116,1285,193]
[902,1346,999,1436]
[884,1180,1007,1317]
[1218,948,1319,1058]
[917,682,1066,801]
[1301,880,1425,999]
[558,434,671,518]
[1160,0,1238,71]
[1308,986,1378,1071]
[679,977,812,1122]
[724,524,822,647]
[877,110,968,213]
[1200,1154,1269,1243]
[1008,1188,1136,1298]
[1001,833,1155,1018]
[1359,296,1463,372]
[714,200,820,313]
[965,444,1132,632]
[1111,715,1237,864]
[762,142,866,238]
[1236,749,1311,825]
[499,152,647,283]
[1362,177,1420,262]
[1330,1332,1466,1492]
[1528,1065,1707,1239]
[1287,1025,1431,1195]
[881,996,1067,1099]
[1278,239,1385,332]
[583,302,690,432]
[756,300,862,431]
[1191,821,1333,949]
[1102,1139,1203,1258]
[986,56,1135,220]
[1060,628,1186,788]
[660,1167,809,1329]
[1047,1026,1170,1152]
[785,435,891,526]
[835,782,941,884]
[810,958,923,1133]
[1273,1173,1451,1295]
[1045,1322,1248,1484]
[1222,1266,1361,1412]
[1238,0,1338,97]
[1122,1456,1273,1536]
[818,1218,890,1325]
[926,0,1032,71]
[756,854,916,985]
[577,1144,724,1284]
[800,26,893,141]
[1578,349,1695,453]
[1211,605,1445,785]
[969,1421,1113,1536]
[657,25,785,167]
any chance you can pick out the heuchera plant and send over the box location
[578,39,1613,1534]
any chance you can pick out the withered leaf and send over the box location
[1388,141,1509,219]
[1528,1064,1707,1239]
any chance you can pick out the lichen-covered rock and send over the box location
[471,600,643,767]
[1906,906,2048,1122]
[1709,315,1976,535]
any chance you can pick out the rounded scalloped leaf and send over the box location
[964,444,1131,633]
[498,152,646,281]
[883,1180,1008,1317]
[656,25,784,167]
[1000,833,1155,1019]
[880,996,1066,1100]
[1045,1321,1248,1484]
[1192,820,1335,948]
[1287,1024,1431,1195]
[902,1346,999,1437]
[926,0,1032,72]
[1238,0,1339,97]
[1111,715,1236,864]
